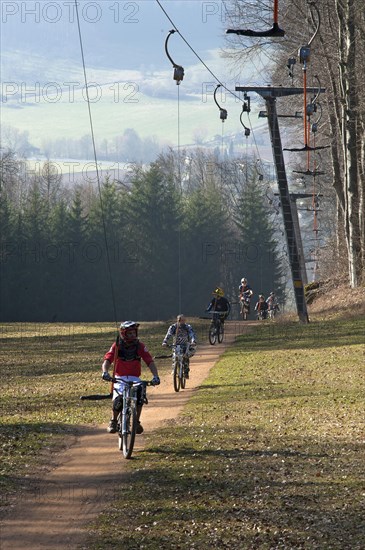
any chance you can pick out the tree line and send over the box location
[224,0,365,287]
[0,148,285,322]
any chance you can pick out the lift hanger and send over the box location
[165,30,184,85]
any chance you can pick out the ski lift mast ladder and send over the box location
[235,86,325,323]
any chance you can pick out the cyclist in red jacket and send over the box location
[101,321,160,434]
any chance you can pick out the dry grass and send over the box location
[85,308,365,549]
[308,279,365,320]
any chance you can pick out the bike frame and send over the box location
[113,378,149,459]
[208,312,224,344]
[172,344,188,392]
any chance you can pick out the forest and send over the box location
[0,149,285,321]
[1,0,364,321]
[224,0,365,288]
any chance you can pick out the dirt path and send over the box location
[0,322,243,550]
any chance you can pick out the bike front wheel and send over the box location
[180,360,186,389]
[209,324,217,345]
[120,406,137,459]
[173,358,180,392]
[218,323,224,343]
[242,306,249,320]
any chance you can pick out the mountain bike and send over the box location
[268,304,280,319]
[208,312,224,345]
[112,377,155,459]
[171,344,190,392]
[256,308,268,320]
[239,291,251,320]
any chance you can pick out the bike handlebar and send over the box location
[106,377,157,386]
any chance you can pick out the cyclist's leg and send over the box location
[108,388,123,432]
[136,385,144,434]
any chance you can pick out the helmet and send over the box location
[213,287,224,297]
[241,278,247,284]
[120,321,139,342]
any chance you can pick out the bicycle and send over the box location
[208,312,224,345]
[268,304,280,320]
[256,308,268,320]
[239,291,252,320]
[109,377,155,459]
[171,344,191,392]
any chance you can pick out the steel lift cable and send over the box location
[74,0,118,328]
[157,0,268,176]
[156,0,245,104]
[164,28,185,313]
[213,84,228,160]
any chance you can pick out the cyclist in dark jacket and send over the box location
[239,277,253,298]
[206,287,231,323]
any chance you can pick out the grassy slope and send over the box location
[86,317,365,549]
[0,320,179,503]
[1,316,364,548]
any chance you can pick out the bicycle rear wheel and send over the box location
[173,358,180,392]
[218,323,224,343]
[120,406,137,459]
[209,324,217,345]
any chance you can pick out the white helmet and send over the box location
[241,278,247,283]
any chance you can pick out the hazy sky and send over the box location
[1,1,269,151]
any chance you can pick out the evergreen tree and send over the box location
[61,190,91,319]
[182,181,231,315]
[0,189,15,319]
[87,177,127,320]
[125,164,182,319]
[232,173,285,309]
[19,180,51,319]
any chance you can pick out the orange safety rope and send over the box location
[273,0,279,24]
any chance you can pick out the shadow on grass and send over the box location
[85,431,365,549]
[141,444,330,460]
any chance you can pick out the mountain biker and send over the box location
[255,294,269,319]
[101,321,160,434]
[239,277,253,298]
[238,277,253,314]
[162,314,197,378]
[266,292,280,316]
[206,287,231,323]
